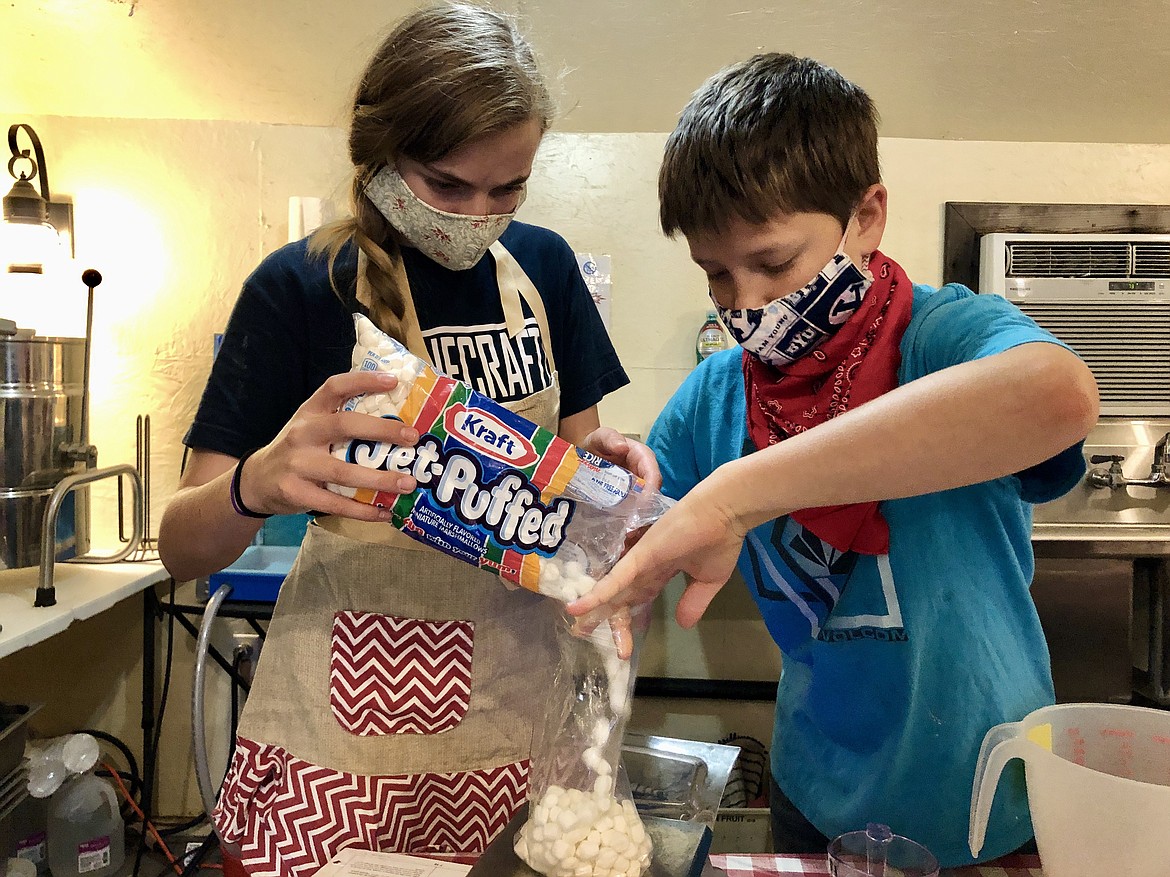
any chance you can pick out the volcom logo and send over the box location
[444,403,539,467]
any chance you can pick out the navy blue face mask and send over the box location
[713,223,873,367]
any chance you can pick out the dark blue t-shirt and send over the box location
[186,222,627,457]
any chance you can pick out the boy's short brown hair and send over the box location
[659,53,880,237]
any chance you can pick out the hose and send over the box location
[192,584,232,824]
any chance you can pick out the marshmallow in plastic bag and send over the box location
[515,609,654,877]
[328,315,673,598]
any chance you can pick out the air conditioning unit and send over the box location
[978,232,1170,415]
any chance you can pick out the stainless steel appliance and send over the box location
[0,311,141,607]
[1031,421,1170,708]
[0,326,89,569]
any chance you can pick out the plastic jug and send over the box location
[45,773,124,877]
[969,703,1170,876]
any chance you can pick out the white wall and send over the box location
[525,135,1170,441]
[4,0,1168,143]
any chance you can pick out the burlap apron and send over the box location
[213,242,565,876]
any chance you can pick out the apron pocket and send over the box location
[330,610,475,736]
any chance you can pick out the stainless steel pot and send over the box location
[0,333,90,570]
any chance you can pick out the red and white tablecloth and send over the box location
[707,853,1044,876]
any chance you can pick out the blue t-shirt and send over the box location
[186,221,627,457]
[647,284,1086,867]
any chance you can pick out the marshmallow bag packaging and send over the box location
[329,315,673,602]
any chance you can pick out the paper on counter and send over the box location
[314,847,471,877]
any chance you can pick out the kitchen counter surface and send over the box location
[421,852,1044,876]
[0,560,169,658]
[707,852,1042,875]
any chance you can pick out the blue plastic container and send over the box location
[207,545,301,603]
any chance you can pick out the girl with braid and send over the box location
[159,5,655,875]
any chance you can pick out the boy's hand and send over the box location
[567,486,746,657]
[577,427,662,490]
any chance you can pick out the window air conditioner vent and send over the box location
[1134,242,1170,277]
[1006,241,1131,278]
[1014,302,1170,406]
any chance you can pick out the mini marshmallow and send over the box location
[582,747,603,772]
[537,554,599,604]
[592,718,611,747]
[515,785,653,877]
[343,314,653,877]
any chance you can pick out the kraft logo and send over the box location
[444,403,539,467]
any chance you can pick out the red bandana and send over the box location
[743,250,915,555]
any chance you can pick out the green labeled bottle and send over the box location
[696,310,728,364]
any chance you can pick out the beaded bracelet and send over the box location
[229,448,273,519]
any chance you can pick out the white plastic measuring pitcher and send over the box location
[969,703,1170,876]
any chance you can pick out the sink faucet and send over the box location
[1087,432,1170,490]
[1153,432,1170,476]
[1087,454,1127,489]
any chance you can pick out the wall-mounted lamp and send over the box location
[2,123,74,277]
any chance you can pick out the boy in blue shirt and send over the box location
[568,54,1098,866]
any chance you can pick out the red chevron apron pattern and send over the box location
[213,737,530,877]
[329,611,474,736]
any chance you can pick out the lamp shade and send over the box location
[0,218,81,337]
[0,216,66,276]
[3,123,69,279]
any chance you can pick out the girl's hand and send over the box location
[237,371,420,521]
[566,485,747,657]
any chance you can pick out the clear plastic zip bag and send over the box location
[514,608,653,877]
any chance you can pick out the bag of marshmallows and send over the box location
[328,315,674,603]
[514,608,654,877]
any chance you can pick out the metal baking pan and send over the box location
[0,787,30,860]
[0,704,42,779]
[622,734,740,827]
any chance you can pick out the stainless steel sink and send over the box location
[1029,418,1170,705]
[1033,417,1170,557]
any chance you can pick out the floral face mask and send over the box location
[365,166,525,270]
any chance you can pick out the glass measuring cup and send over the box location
[827,823,939,877]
